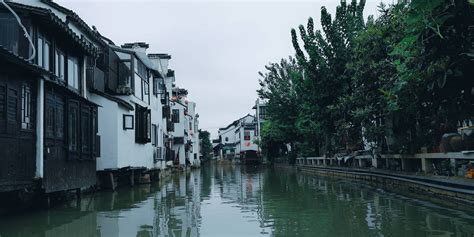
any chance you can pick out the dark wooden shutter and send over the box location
[68,99,80,159]
[45,91,56,139]
[0,81,6,134]
[81,105,91,159]
[6,84,19,135]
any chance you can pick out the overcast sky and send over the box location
[57,0,391,138]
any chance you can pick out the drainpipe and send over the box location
[35,79,44,178]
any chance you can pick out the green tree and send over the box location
[257,57,302,160]
[198,130,213,162]
[291,0,367,155]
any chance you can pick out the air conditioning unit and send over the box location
[154,147,162,163]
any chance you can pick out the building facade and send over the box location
[0,0,101,193]
[0,0,200,195]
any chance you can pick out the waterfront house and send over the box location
[170,87,189,166]
[147,54,174,168]
[185,101,200,167]
[0,0,100,193]
[218,120,239,160]
[234,114,258,164]
[253,99,267,141]
[89,41,169,187]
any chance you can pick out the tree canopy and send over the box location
[258,0,474,159]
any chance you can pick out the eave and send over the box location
[7,2,99,57]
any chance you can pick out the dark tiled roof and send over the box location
[219,114,256,131]
[7,2,99,56]
[122,42,149,49]
[0,45,50,75]
[40,0,106,47]
[148,53,172,59]
[92,89,134,111]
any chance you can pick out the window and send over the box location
[68,100,79,152]
[55,50,65,80]
[189,121,192,131]
[81,106,91,154]
[44,41,50,70]
[153,78,165,96]
[225,137,229,142]
[172,109,179,123]
[45,91,65,139]
[0,84,5,120]
[0,13,19,55]
[38,37,42,67]
[154,147,162,162]
[135,59,147,79]
[45,91,55,138]
[152,124,157,146]
[244,131,251,141]
[7,87,18,122]
[68,56,80,90]
[143,79,149,95]
[56,98,64,139]
[123,114,134,130]
[21,82,34,130]
[135,104,151,144]
[37,34,51,71]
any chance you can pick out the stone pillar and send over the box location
[421,158,434,173]
[372,157,380,168]
[450,158,457,176]
[401,158,408,171]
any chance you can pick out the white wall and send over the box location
[90,94,119,170]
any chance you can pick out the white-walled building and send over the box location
[217,114,259,163]
[170,88,201,167]
[253,99,267,156]
[90,42,167,180]
[186,101,200,167]
[218,120,239,160]
[0,0,202,194]
[235,115,258,163]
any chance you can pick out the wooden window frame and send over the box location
[135,104,151,144]
[21,82,34,130]
[123,114,134,130]
[171,109,180,123]
[68,99,80,154]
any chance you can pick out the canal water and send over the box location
[1,165,474,237]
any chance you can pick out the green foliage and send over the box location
[258,0,474,157]
[198,130,213,161]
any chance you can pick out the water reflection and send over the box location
[1,165,474,237]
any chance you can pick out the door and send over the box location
[0,75,36,191]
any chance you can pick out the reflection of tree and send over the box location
[261,169,474,237]
[3,166,474,237]
[200,165,212,199]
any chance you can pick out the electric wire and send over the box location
[0,0,36,61]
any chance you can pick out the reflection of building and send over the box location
[153,170,202,236]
